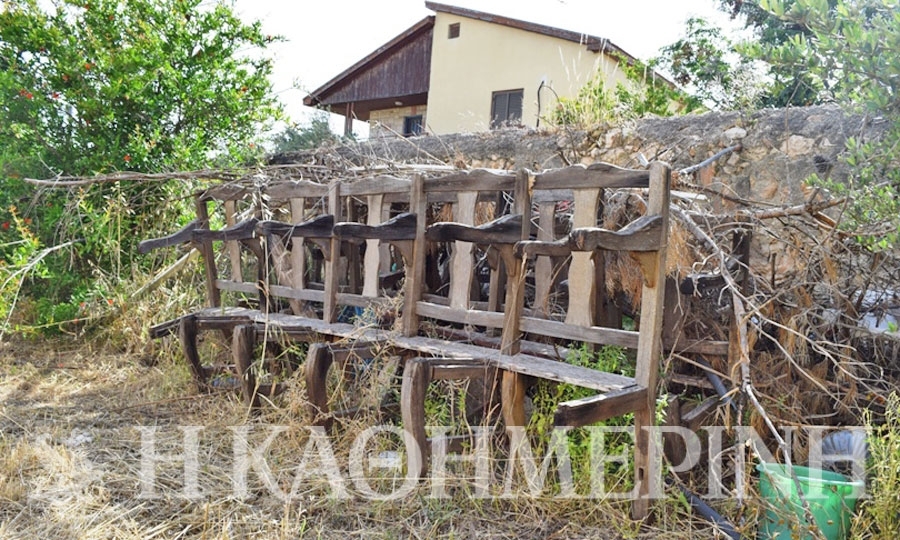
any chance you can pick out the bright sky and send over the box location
[232,0,744,132]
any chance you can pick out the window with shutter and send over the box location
[403,115,423,137]
[490,89,524,129]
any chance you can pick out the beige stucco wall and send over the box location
[369,105,428,139]
[425,12,629,134]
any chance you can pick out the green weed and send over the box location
[852,393,900,539]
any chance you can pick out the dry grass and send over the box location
[0,337,734,540]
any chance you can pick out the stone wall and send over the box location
[271,105,888,278]
[274,104,882,207]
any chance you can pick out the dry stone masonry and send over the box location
[274,104,883,208]
[272,105,883,277]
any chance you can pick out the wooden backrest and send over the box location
[258,180,332,317]
[327,176,413,325]
[402,169,518,337]
[505,162,670,361]
[193,183,262,309]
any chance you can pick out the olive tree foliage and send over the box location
[750,0,900,249]
[270,113,339,154]
[0,0,281,331]
[718,0,841,107]
[654,17,766,110]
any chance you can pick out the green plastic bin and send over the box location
[757,463,864,540]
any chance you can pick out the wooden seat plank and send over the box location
[489,353,636,392]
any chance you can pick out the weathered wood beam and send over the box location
[333,212,417,242]
[138,219,201,253]
[257,214,334,239]
[554,385,647,427]
[425,214,523,244]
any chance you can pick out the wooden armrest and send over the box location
[426,214,522,244]
[518,215,664,257]
[516,238,571,258]
[334,212,417,242]
[568,215,663,252]
[257,214,334,239]
[138,219,201,254]
[193,217,259,242]
[554,385,647,427]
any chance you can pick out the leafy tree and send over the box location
[655,17,764,110]
[0,0,280,331]
[751,0,900,249]
[717,0,839,106]
[270,113,339,154]
[1,0,279,174]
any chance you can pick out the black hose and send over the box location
[672,479,743,539]
[697,357,737,412]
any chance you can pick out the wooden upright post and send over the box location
[343,103,354,137]
[323,181,341,324]
[362,193,386,298]
[499,170,534,428]
[233,324,259,409]
[401,174,426,337]
[564,188,601,328]
[194,196,220,308]
[632,162,670,520]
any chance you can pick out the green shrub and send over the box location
[853,393,900,539]
[528,344,638,493]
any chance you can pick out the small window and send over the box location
[490,89,523,129]
[403,115,423,137]
[448,22,460,39]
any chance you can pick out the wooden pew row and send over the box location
[397,162,671,521]
[141,163,723,522]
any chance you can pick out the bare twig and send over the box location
[0,240,79,340]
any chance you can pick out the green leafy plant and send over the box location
[747,0,900,250]
[270,113,340,154]
[0,206,46,335]
[716,0,840,107]
[655,17,765,110]
[527,344,637,492]
[0,0,281,337]
[550,74,619,126]
[549,55,700,128]
[852,393,900,539]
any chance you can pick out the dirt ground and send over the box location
[0,338,724,539]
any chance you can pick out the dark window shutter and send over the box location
[491,92,509,129]
[507,90,523,123]
[491,89,524,129]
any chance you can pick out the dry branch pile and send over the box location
[668,165,900,449]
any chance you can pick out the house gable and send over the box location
[303,16,434,122]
